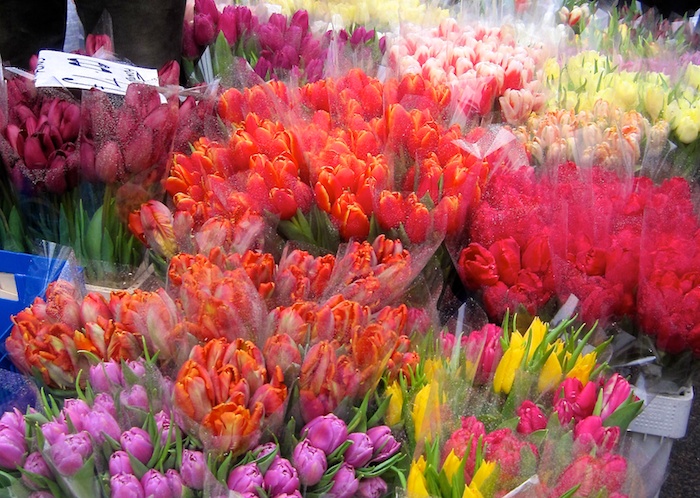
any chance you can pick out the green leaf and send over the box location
[213,32,234,81]
[603,398,644,432]
[85,206,104,262]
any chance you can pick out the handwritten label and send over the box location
[34,50,159,95]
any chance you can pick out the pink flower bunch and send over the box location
[388,18,545,122]
[0,78,81,194]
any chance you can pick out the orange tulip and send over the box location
[201,401,263,455]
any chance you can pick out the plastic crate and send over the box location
[628,386,694,439]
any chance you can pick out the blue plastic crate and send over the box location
[0,250,70,370]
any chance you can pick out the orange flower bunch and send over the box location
[174,338,287,454]
[6,281,143,389]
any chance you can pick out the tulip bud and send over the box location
[80,292,112,326]
[83,409,122,445]
[141,469,174,498]
[92,392,118,418]
[110,472,145,498]
[344,433,373,468]
[301,414,349,455]
[155,411,174,446]
[41,418,69,446]
[180,450,207,490]
[366,426,400,463]
[120,385,150,412]
[62,399,91,431]
[166,469,184,497]
[516,400,548,434]
[48,432,93,476]
[227,463,263,494]
[120,428,153,464]
[292,439,327,486]
[264,457,300,495]
[329,463,359,498]
[600,374,632,421]
[109,451,134,476]
[22,452,52,490]
[89,361,124,393]
[357,477,388,498]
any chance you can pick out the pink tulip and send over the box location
[600,374,633,420]
[516,400,548,434]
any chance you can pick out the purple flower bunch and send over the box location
[290,413,400,498]
[183,0,259,58]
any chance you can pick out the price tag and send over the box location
[34,50,160,95]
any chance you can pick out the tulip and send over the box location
[329,462,359,498]
[263,334,301,377]
[62,398,91,431]
[406,457,430,498]
[344,433,373,468]
[412,381,442,442]
[92,393,117,418]
[441,450,462,483]
[83,409,122,445]
[554,378,598,425]
[48,432,93,476]
[292,439,327,486]
[227,463,263,494]
[537,349,563,393]
[120,428,153,465]
[493,332,526,395]
[120,385,150,412]
[158,60,181,87]
[201,402,263,455]
[516,400,548,434]
[166,470,183,497]
[80,293,112,326]
[301,414,349,456]
[21,452,52,490]
[180,450,207,490]
[566,351,597,385]
[458,243,499,289]
[109,451,134,476]
[366,426,400,463]
[600,374,633,421]
[574,416,620,453]
[264,457,300,495]
[88,360,124,392]
[384,381,403,426]
[155,411,175,446]
[357,477,388,498]
[142,469,177,498]
[41,418,69,446]
[111,472,145,498]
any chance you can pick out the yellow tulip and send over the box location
[412,380,441,441]
[462,486,483,498]
[493,342,525,395]
[442,450,463,483]
[423,358,443,383]
[538,351,563,393]
[385,381,403,426]
[524,317,546,360]
[643,85,665,122]
[674,114,700,144]
[566,351,597,385]
[407,456,430,498]
[471,460,496,490]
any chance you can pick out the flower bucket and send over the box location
[624,384,694,498]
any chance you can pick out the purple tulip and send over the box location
[125,360,147,379]
[111,472,145,498]
[155,410,174,446]
[41,418,69,446]
[194,13,217,46]
[274,493,302,498]
[264,457,300,495]
[258,23,285,52]
[291,439,327,486]
[219,6,238,45]
[109,451,133,476]
[357,477,388,498]
[142,469,175,498]
[48,432,92,476]
[253,442,278,460]
[0,409,27,434]
[301,414,348,455]
[166,469,183,497]
[120,385,150,412]
[344,433,373,468]
[366,426,400,463]
[227,463,263,494]
[0,425,27,470]
[83,410,121,444]
[329,463,359,498]
[254,57,273,80]
[89,361,124,392]
[92,392,117,418]
[21,452,52,490]
[62,399,91,431]
[120,428,153,464]
[182,22,200,59]
[180,449,206,490]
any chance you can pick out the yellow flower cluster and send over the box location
[544,51,700,145]
[265,0,448,30]
[407,454,496,498]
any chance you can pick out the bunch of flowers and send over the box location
[182,1,386,85]
[264,0,448,31]
[388,18,547,124]
[135,69,490,259]
[389,314,643,497]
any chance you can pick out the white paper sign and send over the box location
[34,50,159,95]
